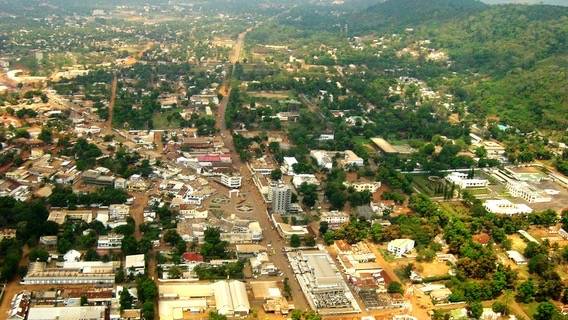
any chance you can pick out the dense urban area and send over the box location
[0,0,567,319]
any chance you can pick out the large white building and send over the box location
[272,184,292,214]
[340,150,364,167]
[27,306,107,320]
[320,211,350,228]
[125,254,145,276]
[343,181,381,193]
[282,157,298,175]
[484,199,533,216]
[506,181,552,203]
[287,249,360,314]
[213,280,251,316]
[310,150,333,170]
[219,174,242,189]
[387,239,415,257]
[445,172,488,189]
[97,233,124,249]
[23,261,116,285]
[292,174,320,189]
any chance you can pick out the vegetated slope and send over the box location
[416,5,568,131]
[347,0,568,131]
[353,0,488,32]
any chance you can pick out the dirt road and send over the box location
[105,73,118,134]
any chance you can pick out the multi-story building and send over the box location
[97,233,124,249]
[320,211,349,229]
[506,181,552,203]
[271,184,291,214]
[387,239,415,257]
[125,254,145,276]
[219,173,242,189]
[22,261,116,285]
[343,181,381,193]
[483,199,533,216]
[445,172,488,189]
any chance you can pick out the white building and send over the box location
[97,234,124,249]
[320,211,349,228]
[63,249,81,262]
[125,254,145,276]
[179,207,208,219]
[343,181,381,193]
[506,250,527,265]
[506,181,552,203]
[213,280,250,316]
[23,261,116,285]
[282,157,298,175]
[387,239,415,257]
[272,184,292,214]
[219,174,242,189]
[445,172,488,189]
[27,306,107,320]
[483,199,533,216]
[341,150,364,167]
[292,174,320,189]
[310,150,333,170]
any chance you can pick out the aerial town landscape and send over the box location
[0,0,567,319]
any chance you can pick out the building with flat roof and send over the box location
[340,150,364,167]
[27,305,107,320]
[47,210,93,225]
[125,254,145,276]
[97,233,124,249]
[272,184,292,214]
[484,199,533,216]
[158,281,250,320]
[506,180,552,203]
[219,173,242,189]
[287,249,360,314]
[343,181,381,193]
[445,172,488,189]
[387,239,415,257]
[22,261,116,285]
[320,211,349,229]
[310,150,333,170]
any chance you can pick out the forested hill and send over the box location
[353,0,488,33]
[414,4,568,131]
[275,0,567,131]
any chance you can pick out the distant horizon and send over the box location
[482,0,568,6]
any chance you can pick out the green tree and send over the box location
[468,301,483,319]
[387,281,404,294]
[304,235,316,247]
[516,280,535,303]
[319,221,329,235]
[290,234,301,248]
[38,127,53,143]
[142,301,155,320]
[534,302,558,320]
[208,311,227,320]
[28,248,49,262]
[119,288,133,311]
[270,169,282,181]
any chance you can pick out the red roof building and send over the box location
[182,252,204,263]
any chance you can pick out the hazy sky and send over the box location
[482,0,568,6]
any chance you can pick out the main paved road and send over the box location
[215,25,309,311]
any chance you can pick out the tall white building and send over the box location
[272,184,292,214]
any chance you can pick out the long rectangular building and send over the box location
[287,249,360,315]
[22,261,116,285]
